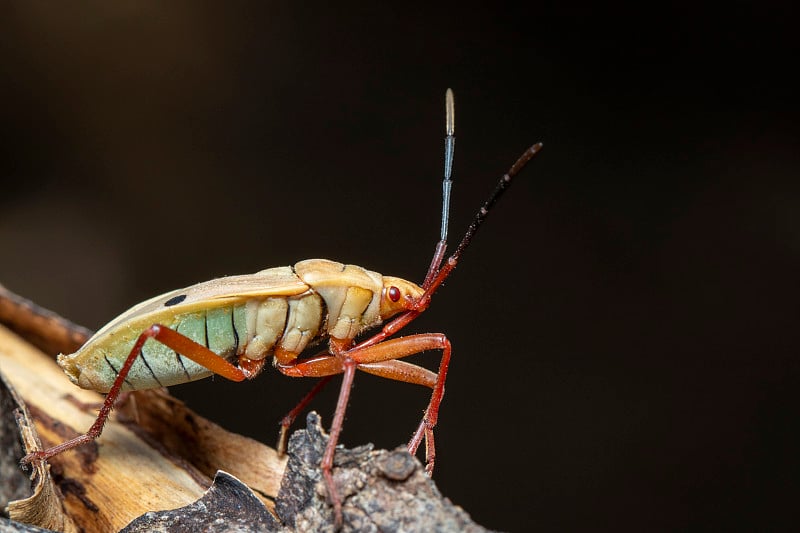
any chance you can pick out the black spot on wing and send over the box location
[164,294,187,307]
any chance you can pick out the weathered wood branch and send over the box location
[0,289,490,532]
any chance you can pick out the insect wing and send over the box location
[89,266,308,342]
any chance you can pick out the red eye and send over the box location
[387,286,401,302]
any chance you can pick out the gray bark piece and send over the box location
[117,412,491,532]
[120,471,280,533]
[277,412,491,533]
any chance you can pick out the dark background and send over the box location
[1,3,798,531]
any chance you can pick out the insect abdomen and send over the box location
[132,306,245,388]
[59,291,326,392]
[59,305,243,392]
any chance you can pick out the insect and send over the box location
[22,89,542,526]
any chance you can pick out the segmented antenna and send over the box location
[447,142,543,266]
[422,141,543,296]
[441,88,455,243]
[421,89,542,294]
[422,89,456,289]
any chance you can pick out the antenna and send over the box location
[421,89,543,295]
[441,88,455,243]
[422,88,456,288]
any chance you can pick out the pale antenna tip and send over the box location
[445,89,455,136]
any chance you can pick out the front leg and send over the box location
[348,335,452,475]
[279,333,451,476]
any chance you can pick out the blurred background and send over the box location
[1,3,798,531]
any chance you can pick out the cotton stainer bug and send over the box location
[21,89,542,527]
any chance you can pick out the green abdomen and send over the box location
[60,304,249,392]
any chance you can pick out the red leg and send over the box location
[276,356,438,440]
[357,359,445,471]
[356,359,437,388]
[351,336,452,474]
[275,334,450,526]
[282,334,451,478]
[350,309,421,351]
[284,334,445,376]
[322,356,357,529]
[22,324,248,464]
[350,335,452,475]
[276,375,335,456]
[404,340,450,475]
